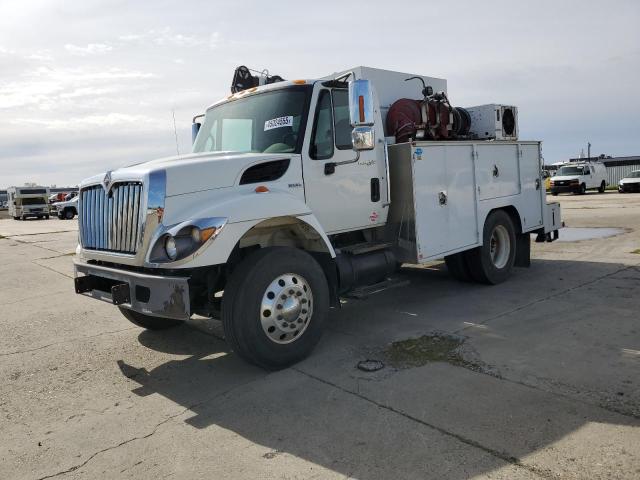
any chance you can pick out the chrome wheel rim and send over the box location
[489,225,510,269]
[260,273,313,344]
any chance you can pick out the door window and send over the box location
[332,90,352,150]
[310,90,334,160]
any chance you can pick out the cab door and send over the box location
[301,87,387,234]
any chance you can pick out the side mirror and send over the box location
[192,114,204,145]
[348,80,375,151]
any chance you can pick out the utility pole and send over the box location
[587,142,591,161]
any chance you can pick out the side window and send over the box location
[332,90,353,150]
[310,90,334,160]
[590,166,595,174]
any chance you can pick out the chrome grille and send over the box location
[79,182,144,254]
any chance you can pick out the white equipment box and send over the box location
[387,141,556,263]
[467,104,519,140]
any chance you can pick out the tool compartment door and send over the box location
[413,144,478,259]
[517,143,544,230]
[476,143,520,200]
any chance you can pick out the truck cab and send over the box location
[550,162,607,195]
[73,66,561,369]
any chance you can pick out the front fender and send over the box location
[158,188,335,268]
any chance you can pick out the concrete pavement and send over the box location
[1,192,639,479]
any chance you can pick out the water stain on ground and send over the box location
[384,333,488,374]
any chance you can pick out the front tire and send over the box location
[465,210,517,285]
[222,247,329,370]
[64,209,76,220]
[578,183,587,195]
[119,308,183,330]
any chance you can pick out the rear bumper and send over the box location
[73,260,191,320]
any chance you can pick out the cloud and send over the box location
[118,28,220,49]
[11,112,158,131]
[64,43,113,56]
[0,66,158,110]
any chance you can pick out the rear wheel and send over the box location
[465,210,516,285]
[598,181,606,193]
[222,247,329,370]
[119,307,183,330]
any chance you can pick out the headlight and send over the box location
[165,236,178,260]
[148,217,227,263]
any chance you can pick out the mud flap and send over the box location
[515,233,531,268]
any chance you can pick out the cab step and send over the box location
[340,241,392,255]
[344,276,410,300]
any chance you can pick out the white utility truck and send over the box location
[550,161,608,195]
[7,186,50,220]
[73,66,561,368]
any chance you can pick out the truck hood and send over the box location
[80,151,297,197]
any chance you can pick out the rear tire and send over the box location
[119,308,183,330]
[598,181,606,193]
[465,210,517,285]
[222,247,329,370]
[445,253,472,282]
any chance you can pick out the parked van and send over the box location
[7,186,50,220]
[550,162,607,195]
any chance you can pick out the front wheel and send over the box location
[64,209,76,220]
[119,307,183,330]
[465,210,516,285]
[222,247,329,370]
[578,183,587,195]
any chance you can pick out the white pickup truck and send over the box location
[73,66,561,369]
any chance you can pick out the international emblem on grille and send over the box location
[102,171,113,194]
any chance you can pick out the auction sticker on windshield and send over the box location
[264,116,293,131]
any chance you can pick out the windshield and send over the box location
[18,197,47,206]
[557,166,587,176]
[193,86,312,155]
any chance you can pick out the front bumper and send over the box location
[550,185,579,194]
[74,260,191,320]
[619,183,640,193]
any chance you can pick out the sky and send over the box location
[1,0,639,188]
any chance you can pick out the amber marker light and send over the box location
[255,185,269,193]
[200,227,217,243]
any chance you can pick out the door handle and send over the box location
[438,191,447,206]
[371,178,380,202]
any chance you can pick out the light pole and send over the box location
[588,142,591,161]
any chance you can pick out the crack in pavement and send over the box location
[456,263,639,334]
[3,230,77,238]
[292,367,552,479]
[34,377,263,480]
[0,327,137,357]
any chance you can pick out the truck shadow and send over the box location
[116,258,640,479]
